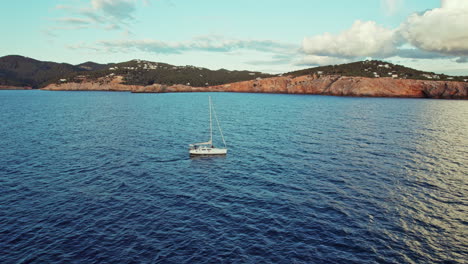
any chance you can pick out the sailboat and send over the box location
[189,96,227,156]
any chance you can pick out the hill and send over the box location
[287,60,467,82]
[0,55,273,89]
[0,55,85,88]
[74,59,273,87]
[76,61,110,71]
[1,56,467,89]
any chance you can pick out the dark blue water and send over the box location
[1,90,467,263]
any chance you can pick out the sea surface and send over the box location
[0,90,467,264]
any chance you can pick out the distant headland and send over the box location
[1,55,467,99]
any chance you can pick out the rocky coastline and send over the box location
[0,85,32,90]
[41,74,468,99]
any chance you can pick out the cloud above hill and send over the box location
[400,0,468,56]
[302,20,398,58]
[48,0,468,71]
[381,0,404,16]
[70,35,298,56]
[47,0,144,34]
[91,0,137,20]
[300,0,468,66]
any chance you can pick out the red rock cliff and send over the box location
[0,85,32,90]
[43,74,468,99]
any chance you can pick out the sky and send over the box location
[1,0,467,75]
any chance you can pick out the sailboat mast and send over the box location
[212,102,227,148]
[209,96,213,144]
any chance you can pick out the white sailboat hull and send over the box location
[189,147,227,156]
[189,96,227,156]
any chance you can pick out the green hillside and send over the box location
[0,55,85,88]
[75,60,273,87]
[0,56,273,88]
[1,56,467,89]
[287,60,468,82]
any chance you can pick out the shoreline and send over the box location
[0,86,32,90]
[38,74,468,100]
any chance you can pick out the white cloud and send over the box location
[56,17,93,25]
[94,36,297,55]
[104,23,121,30]
[47,0,146,36]
[399,0,468,56]
[302,20,398,58]
[91,0,137,20]
[55,5,71,10]
[299,1,468,66]
[295,55,350,66]
[382,0,404,16]
[441,0,468,9]
[79,9,106,23]
[455,57,467,63]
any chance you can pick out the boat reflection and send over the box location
[189,154,227,160]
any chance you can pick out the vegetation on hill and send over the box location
[286,60,468,82]
[0,55,85,88]
[73,60,273,87]
[76,61,110,71]
[0,56,272,88]
[1,56,467,89]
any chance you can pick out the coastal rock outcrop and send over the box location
[42,74,468,99]
[0,85,32,90]
[210,75,467,98]
[42,76,135,91]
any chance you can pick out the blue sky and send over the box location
[1,0,467,75]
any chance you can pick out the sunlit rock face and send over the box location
[204,75,468,99]
[43,74,468,99]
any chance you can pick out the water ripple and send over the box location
[0,91,467,263]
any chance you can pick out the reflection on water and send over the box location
[190,155,227,160]
[0,91,467,263]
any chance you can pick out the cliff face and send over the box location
[42,76,135,92]
[0,85,32,90]
[42,74,468,99]
[133,74,468,99]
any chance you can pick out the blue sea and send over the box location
[1,90,467,263]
